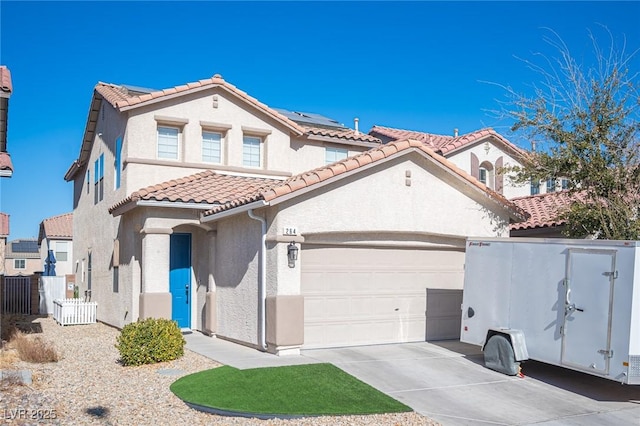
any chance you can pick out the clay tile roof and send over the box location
[109,170,281,214]
[95,76,304,135]
[0,66,12,95]
[370,125,526,158]
[370,125,453,150]
[0,212,9,236]
[41,213,73,239]
[510,191,578,230]
[204,138,527,221]
[0,153,13,172]
[303,125,382,144]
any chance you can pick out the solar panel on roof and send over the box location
[274,108,346,129]
[12,240,39,253]
[121,84,158,95]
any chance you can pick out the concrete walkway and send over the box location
[183,332,319,369]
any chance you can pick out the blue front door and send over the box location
[170,233,191,328]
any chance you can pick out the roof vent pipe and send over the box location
[454,128,459,137]
[354,118,359,135]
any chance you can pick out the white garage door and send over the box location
[301,246,464,349]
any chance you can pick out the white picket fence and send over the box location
[53,298,97,326]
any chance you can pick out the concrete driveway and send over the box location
[303,341,640,426]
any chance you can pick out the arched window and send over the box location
[479,161,494,189]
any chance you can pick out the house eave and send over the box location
[201,200,269,223]
[111,199,221,217]
[305,134,380,148]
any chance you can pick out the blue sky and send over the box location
[1,1,638,240]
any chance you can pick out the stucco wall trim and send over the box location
[140,227,173,235]
[154,115,189,126]
[199,121,232,131]
[241,126,272,136]
[124,157,292,178]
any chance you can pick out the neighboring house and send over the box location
[66,74,527,354]
[4,239,40,275]
[38,213,73,276]
[0,65,13,177]
[369,126,531,199]
[0,213,8,274]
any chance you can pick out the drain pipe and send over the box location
[247,209,267,351]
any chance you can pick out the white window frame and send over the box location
[55,241,68,262]
[243,136,262,168]
[94,154,104,204]
[157,126,180,160]
[478,162,494,189]
[14,259,26,269]
[325,147,348,165]
[546,178,556,193]
[202,131,222,164]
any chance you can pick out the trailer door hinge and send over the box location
[598,349,614,358]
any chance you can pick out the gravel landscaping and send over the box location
[0,316,438,425]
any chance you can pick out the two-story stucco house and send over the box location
[38,213,73,277]
[65,74,527,354]
[4,239,40,276]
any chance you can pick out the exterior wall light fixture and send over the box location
[287,242,299,268]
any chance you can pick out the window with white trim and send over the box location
[531,179,540,195]
[14,259,26,269]
[325,147,348,164]
[157,127,179,160]
[114,137,122,189]
[243,136,262,167]
[561,178,569,190]
[55,241,68,262]
[546,178,556,193]
[478,161,494,189]
[202,131,222,163]
[94,154,104,204]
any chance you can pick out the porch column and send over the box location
[204,230,216,335]
[139,228,172,320]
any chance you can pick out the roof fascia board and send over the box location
[0,169,12,177]
[201,200,268,223]
[111,199,221,217]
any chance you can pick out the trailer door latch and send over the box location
[598,349,614,358]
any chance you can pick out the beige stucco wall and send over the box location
[4,257,40,275]
[446,139,531,199]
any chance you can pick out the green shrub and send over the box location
[116,318,185,366]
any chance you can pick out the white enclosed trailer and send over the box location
[460,238,640,384]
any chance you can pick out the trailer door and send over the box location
[562,249,616,375]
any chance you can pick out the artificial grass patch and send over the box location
[170,363,411,416]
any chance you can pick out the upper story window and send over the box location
[531,179,540,195]
[478,161,494,189]
[243,136,262,167]
[325,147,348,165]
[14,259,26,269]
[158,127,179,160]
[94,154,104,204]
[55,241,69,262]
[202,131,222,163]
[546,178,556,193]
[561,178,569,190]
[114,137,122,189]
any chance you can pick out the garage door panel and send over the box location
[302,246,464,349]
